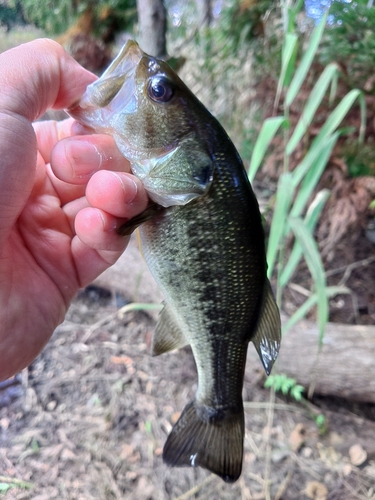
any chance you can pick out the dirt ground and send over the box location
[1,235,375,500]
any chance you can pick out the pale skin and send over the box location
[0,39,149,381]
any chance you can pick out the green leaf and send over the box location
[291,133,339,218]
[266,172,294,278]
[288,217,328,342]
[280,189,330,287]
[290,384,305,402]
[314,89,362,147]
[286,63,339,155]
[0,483,13,492]
[283,285,351,334]
[290,131,339,192]
[275,33,298,109]
[358,91,367,145]
[248,117,286,183]
[285,11,329,108]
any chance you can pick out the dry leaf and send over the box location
[304,481,328,500]
[120,443,134,460]
[349,443,367,466]
[289,423,306,452]
[60,448,77,461]
[110,355,135,374]
[171,411,181,424]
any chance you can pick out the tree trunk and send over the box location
[196,0,213,27]
[136,0,167,57]
[247,319,375,403]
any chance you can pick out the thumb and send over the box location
[0,39,96,247]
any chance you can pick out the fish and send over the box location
[68,40,281,483]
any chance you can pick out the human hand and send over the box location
[0,39,148,380]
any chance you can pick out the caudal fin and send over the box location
[163,399,244,483]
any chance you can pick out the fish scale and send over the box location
[68,39,281,482]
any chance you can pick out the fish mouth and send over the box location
[68,40,144,131]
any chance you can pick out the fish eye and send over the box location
[147,77,174,103]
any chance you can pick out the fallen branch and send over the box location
[247,320,375,403]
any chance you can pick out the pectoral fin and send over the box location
[252,280,281,375]
[151,303,189,356]
[117,204,165,236]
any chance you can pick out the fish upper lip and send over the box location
[67,40,143,126]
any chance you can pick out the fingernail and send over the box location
[111,172,138,204]
[66,140,103,178]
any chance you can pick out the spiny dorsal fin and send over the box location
[252,279,281,375]
[151,302,189,356]
[163,399,244,483]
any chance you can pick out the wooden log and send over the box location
[247,319,375,403]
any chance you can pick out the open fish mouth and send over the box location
[68,40,143,131]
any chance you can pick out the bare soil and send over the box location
[1,236,375,500]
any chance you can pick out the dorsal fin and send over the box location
[252,280,281,375]
[151,303,189,356]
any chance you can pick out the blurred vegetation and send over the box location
[5,0,137,40]
[320,0,375,92]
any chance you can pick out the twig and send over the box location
[81,302,162,343]
[325,255,375,279]
[275,470,293,500]
[289,453,322,481]
[244,402,303,413]
[263,387,275,500]
[288,282,311,297]
[0,476,33,489]
[338,256,375,286]
[172,474,216,500]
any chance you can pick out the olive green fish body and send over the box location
[68,40,281,483]
[140,151,265,482]
[141,145,266,407]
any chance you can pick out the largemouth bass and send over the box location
[68,40,281,483]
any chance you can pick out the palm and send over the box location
[0,127,93,377]
[0,39,148,381]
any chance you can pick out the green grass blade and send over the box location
[290,142,322,189]
[315,89,362,144]
[291,132,339,217]
[280,189,330,287]
[285,11,328,108]
[329,68,338,105]
[358,91,366,145]
[284,0,305,34]
[286,90,361,182]
[288,216,328,343]
[286,63,338,155]
[266,172,294,278]
[248,116,286,183]
[275,33,298,109]
[283,285,350,333]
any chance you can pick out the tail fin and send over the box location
[163,399,244,483]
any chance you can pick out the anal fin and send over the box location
[152,302,189,356]
[163,399,244,483]
[252,279,281,375]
